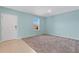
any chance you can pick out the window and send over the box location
[32,16,40,31]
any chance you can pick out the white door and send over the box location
[1,13,18,41]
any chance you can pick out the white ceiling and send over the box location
[5,6,79,17]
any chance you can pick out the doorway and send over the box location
[1,13,18,41]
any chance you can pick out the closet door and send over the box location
[1,13,18,41]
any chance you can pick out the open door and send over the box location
[1,13,18,41]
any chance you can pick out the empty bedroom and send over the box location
[0,6,79,53]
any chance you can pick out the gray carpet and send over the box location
[22,35,79,53]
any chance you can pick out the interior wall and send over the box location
[46,10,79,40]
[0,7,45,39]
[1,7,79,40]
[0,13,1,40]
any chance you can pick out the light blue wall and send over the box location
[1,7,79,40]
[46,10,79,40]
[0,13,1,40]
[0,7,45,39]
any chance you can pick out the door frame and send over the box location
[1,13,18,41]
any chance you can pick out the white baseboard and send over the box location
[48,33,79,40]
[18,34,43,39]
[0,38,21,43]
[0,34,44,43]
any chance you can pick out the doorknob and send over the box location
[14,25,17,29]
